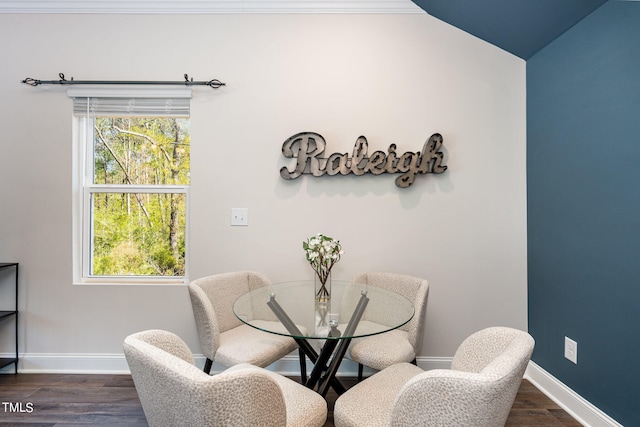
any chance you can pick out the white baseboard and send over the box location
[525,361,622,427]
[1,352,451,376]
[2,353,131,374]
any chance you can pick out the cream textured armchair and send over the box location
[124,329,327,427]
[188,271,302,374]
[334,326,535,427]
[342,272,429,380]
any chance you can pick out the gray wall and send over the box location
[0,12,527,372]
[527,2,640,426]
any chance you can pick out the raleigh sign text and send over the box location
[280,132,448,188]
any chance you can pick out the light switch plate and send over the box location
[230,208,248,226]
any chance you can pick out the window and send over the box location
[71,88,191,284]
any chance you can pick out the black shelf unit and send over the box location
[0,262,18,374]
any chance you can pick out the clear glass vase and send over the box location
[315,301,330,337]
[314,272,331,303]
[314,272,331,337]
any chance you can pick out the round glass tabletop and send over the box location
[233,280,415,340]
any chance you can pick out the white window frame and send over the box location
[71,87,191,286]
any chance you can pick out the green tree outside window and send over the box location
[90,117,189,277]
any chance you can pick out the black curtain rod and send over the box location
[21,73,225,89]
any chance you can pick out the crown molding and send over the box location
[0,0,424,14]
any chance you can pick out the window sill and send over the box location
[74,277,188,286]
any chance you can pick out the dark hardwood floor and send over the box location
[0,373,582,426]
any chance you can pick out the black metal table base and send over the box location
[267,292,369,397]
[295,336,347,396]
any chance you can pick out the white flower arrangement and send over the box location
[303,233,344,300]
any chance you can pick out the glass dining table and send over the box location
[233,280,415,397]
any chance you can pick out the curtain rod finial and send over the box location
[206,79,225,89]
[21,78,40,86]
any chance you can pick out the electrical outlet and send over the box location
[564,336,578,364]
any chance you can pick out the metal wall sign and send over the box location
[280,132,448,188]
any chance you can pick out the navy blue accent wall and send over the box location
[527,2,640,425]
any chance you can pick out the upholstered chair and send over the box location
[124,329,327,427]
[333,326,535,427]
[188,271,303,374]
[341,272,429,380]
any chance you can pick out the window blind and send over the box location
[68,87,191,117]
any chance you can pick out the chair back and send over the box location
[124,329,288,427]
[391,327,534,427]
[351,272,429,352]
[188,271,271,360]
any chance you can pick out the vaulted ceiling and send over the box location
[0,0,611,60]
[411,0,609,59]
